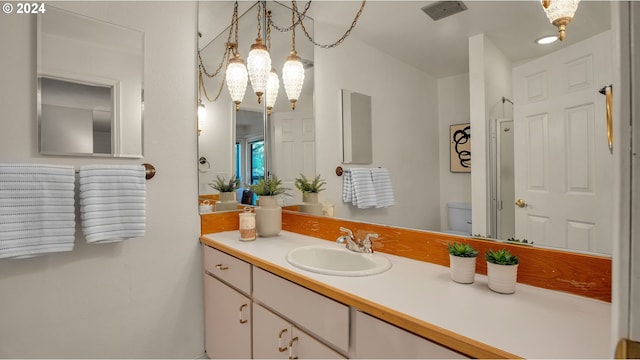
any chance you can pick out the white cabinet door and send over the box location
[253,303,290,359]
[350,310,467,359]
[290,327,344,359]
[204,274,252,359]
[253,303,344,359]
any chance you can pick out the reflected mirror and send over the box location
[37,6,144,158]
[197,1,615,256]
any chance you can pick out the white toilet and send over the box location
[444,202,472,236]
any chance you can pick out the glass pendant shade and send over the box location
[226,53,248,111]
[247,38,271,104]
[197,99,206,135]
[282,51,305,110]
[266,68,280,114]
[541,0,580,41]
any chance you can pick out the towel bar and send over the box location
[73,163,156,180]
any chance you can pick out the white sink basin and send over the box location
[286,245,392,276]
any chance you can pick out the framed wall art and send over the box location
[450,123,471,173]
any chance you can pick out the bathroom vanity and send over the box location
[200,230,611,359]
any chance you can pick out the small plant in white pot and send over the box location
[447,242,479,284]
[294,173,326,215]
[248,175,289,237]
[209,175,241,211]
[485,248,519,294]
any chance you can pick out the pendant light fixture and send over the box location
[247,1,271,104]
[225,3,248,112]
[265,10,279,114]
[198,1,366,113]
[226,51,248,111]
[282,1,305,110]
[266,67,280,114]
[197,65,206,136]
[540,0,580,41]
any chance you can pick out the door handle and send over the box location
[515,199,526,208]
[278,328,289,352]
[599,85,613,154]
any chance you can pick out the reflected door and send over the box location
[272,110,316,204]
[513,31,613,254]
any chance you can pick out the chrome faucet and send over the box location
[336,227,378,253]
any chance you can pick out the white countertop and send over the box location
[202,230,612,359]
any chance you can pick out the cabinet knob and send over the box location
[215,264,229,271]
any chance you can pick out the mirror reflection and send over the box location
[198,1,315,208]
[197,1,614,256]
[37,6,144,158]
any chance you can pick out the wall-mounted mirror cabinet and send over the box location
[341,89,372,164]
[37,6,144,158]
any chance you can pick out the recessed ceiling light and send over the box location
[535,35,559,45]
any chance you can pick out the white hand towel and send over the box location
[0,164,75,259]
[349,168,378,209]
[371,168,396,208]
[79,165,146,244]
[342,171,353,203]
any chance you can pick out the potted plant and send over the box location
[209,175,241,211]
[447,242,478,284]
[485,248,519,294]
[248,175,289,237]
[294,173,326,216]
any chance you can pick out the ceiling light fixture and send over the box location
[246,1,271,104]
[198,0,366,113]
[282,1,305,110]
[540,0,580,41]
[535,35,559,45]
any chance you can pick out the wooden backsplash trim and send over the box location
[200,210,611,302]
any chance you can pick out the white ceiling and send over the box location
[198,0,612,79]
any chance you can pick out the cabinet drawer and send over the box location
[253,267,349,354]
[351,310,468,359]
[203,245,251,294]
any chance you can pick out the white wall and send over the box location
[438,73,472,231]
[0,2,203,358]
[314,21,440,230]
[469,34,512,237]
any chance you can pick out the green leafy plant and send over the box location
[506,237,534,246]
[485,249,519,265]
[294,173,326,194]
[447,242,478,258]
[209,175,240,192]
[248,175,289,196]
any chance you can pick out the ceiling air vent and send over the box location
[421,1,468,21]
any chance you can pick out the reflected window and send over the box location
[235,142,242,183]
[250,140,264,184]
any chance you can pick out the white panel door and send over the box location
[513,31,613,254]
[272,111,315,205]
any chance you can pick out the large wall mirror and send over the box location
[197,1,314,205]
[37,6,144,158]
[197,1,616,257]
